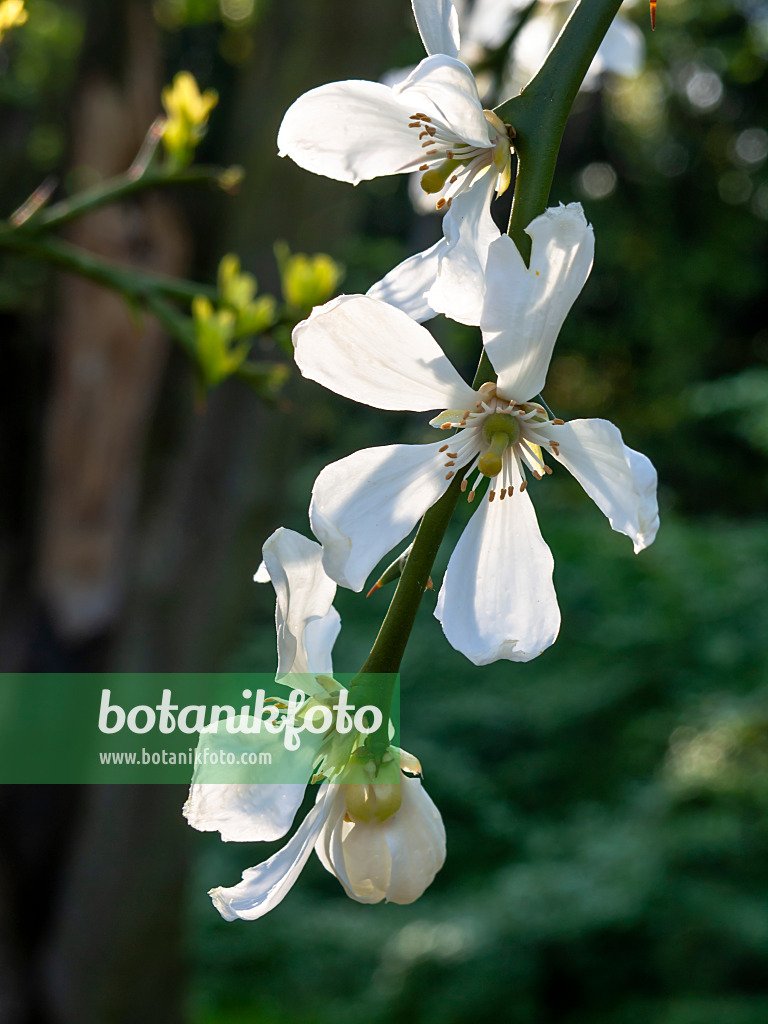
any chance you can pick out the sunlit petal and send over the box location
[481,203,595,402]
[367,240,444,322]
[395,55,491,149]
[436,489,560,664]
[552,418,659,553]
[311,441,454,591]
[278,80,426,184]
[294,294,477,412]
[261,528,338,678]
[428,171,499,326]
[412,0,461,58]
[209,785,344,921]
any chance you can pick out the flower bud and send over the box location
[276,241,344,309]
[317,772,446,905]
[161,71,218,168]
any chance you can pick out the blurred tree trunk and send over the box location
[1,3,191,1023]
[0,1,412,1022]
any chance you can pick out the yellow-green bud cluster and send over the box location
[276,241,344,310]
[191,254,276,387]
[0,0,27,42]
[161,71,218,169]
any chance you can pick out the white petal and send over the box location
[427,171,499,326]
[314,791,354,894]
[184,722,324,842]
[381,776,446,903]
[551,419,659,553]
[183,782,307,843]
[253,560,270,583]
[293,294,477,412]
[316,774,446,904]
[626,446,660,551]
[481,203,595,402]
[261,528,338,678]
[412,0,461,58]
[395,55,491,149]
[209,785,344,922]
[463,0,526,49]
[334,818,393,903]
[311,441,454,592]
[507,9,560,91]
[277,80,426,185]
[591,17,644,79]
[366,240,443,322]
[302,607,341,675]
[436,488,560,664]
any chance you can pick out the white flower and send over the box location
[277,0,511,329]
[183,527,341,843]
[294,204,659,665]
[367,0,642,328]
[185,532,445,920]
[210,769,446,921]
[479,0,644,94]
[367,168,502,327]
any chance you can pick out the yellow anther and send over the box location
[484,109,507,136]
[483,110,512,197]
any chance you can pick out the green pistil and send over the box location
[478,413,521,478]
[420,157,463,194]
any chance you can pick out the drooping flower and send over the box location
[210,764,446,921]
[294,204,659,665]
[183,526,343,843]
[277,0,511,328]
[185,530,445,917]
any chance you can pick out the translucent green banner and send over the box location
[0,674,399,783]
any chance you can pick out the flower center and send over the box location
[409,109,512,211]
[432,385,564,504]
[477,412,522,476]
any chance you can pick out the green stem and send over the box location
[0,233,216,305]
[348,672,398,764]
[357,0,622,682]
[3,164,241,236]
